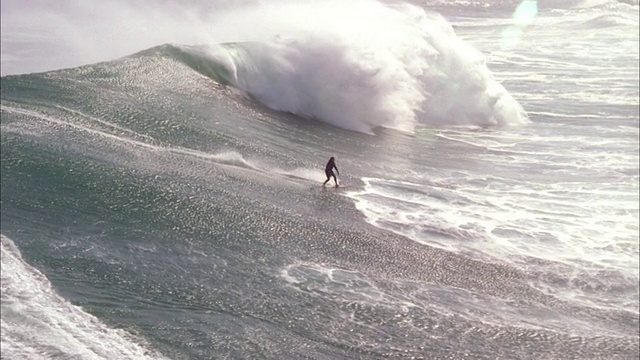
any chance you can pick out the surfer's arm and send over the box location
[335,165,339,175]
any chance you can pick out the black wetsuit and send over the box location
[324,158,339,185]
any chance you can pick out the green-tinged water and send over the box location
[2,6,639,358]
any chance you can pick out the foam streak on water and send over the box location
[1,235,166,360]
[345,117,638,312]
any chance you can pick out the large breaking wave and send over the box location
[160,1,528,134]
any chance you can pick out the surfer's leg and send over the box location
[323,170,332,186]
[332,174,338,187]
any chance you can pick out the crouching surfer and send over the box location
[323,156,339,187]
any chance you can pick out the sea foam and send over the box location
[193,0,528,133]
[0,235,166,360]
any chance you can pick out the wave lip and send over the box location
[168,1,528,134]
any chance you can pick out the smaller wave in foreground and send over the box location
[1,235,166,360]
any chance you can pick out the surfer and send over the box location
[323,156,340,187]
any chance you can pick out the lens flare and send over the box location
[502,0,538,48]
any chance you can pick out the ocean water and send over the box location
[1,0,638,359]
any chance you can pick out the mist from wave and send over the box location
[171,1,528,133]
[2,0,529,134]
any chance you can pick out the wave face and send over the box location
[1,0,638,359]
[170,1,528,133]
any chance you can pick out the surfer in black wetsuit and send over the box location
[323,156,340,187]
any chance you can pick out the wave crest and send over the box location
[170,2,529,133]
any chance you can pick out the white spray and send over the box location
[201,1,529,133]
[2,0,528,132]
